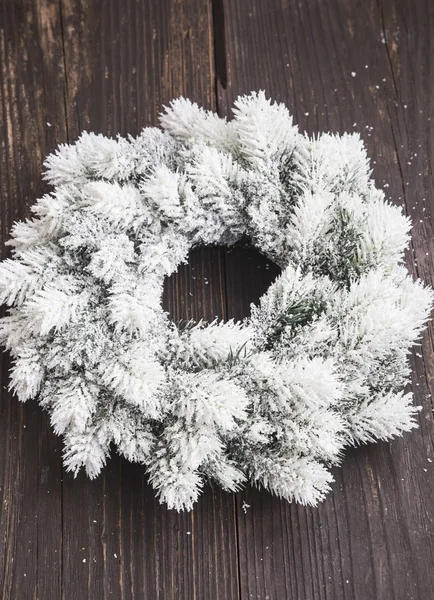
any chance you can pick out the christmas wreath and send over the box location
[0,92,432,510]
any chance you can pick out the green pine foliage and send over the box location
[0,92,432,510]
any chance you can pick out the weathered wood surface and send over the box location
[0,0,433,598]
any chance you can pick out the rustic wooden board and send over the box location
[0,2,67,599]
[218,0,434,598]
[0,1,240,599]
[59,1,243,599]
[0,0,433,598]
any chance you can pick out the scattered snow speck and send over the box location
[351,72,356,77]
[242,501,251,514]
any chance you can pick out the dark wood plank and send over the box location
[223,245,281,323]
[0,2,67,599]
[59,1,240,599]
[217,0,434,598]
[0,1,241,599]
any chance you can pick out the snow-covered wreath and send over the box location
[0,92,432,511]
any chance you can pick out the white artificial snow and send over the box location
[0,92,432,511]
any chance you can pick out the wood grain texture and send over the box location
[0,0,433,598]
[0,1,240,599]
[58,1,241,599]
[218,0,434,598]
[0,2,66,599]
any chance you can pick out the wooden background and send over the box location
[0,0,433,598]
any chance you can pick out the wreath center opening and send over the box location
[163,244,281,324]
